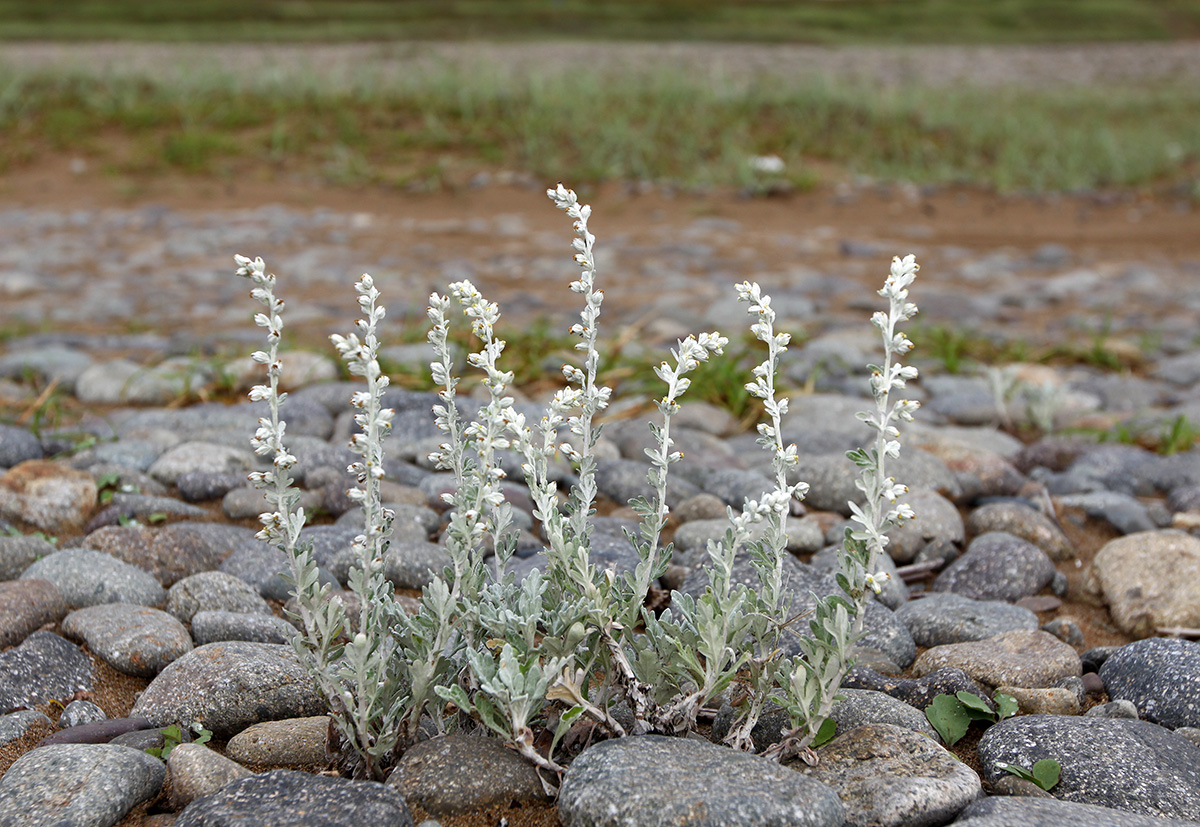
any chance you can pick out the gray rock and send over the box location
[0,577,67,648]
[1100,638,1200,729]
[219,543,289,596]
[166,743,253,811]
[190,609,297,645]
[594,458,702,509]
[895,592,1039,647]
[690,467,778,510]
[559,734,844,827]
[0,423,42,467]
[0,533,56,581]
[21,548,166,608]
[966,501,1074,561]
[58,699,106,728]
[71,440,167,474]
[0,631,94,712]
[61,603,192,678]
[85,492,210,531]
[79,521,239,589]
[1059,490,1157,534]
[166,570,272,623]
[1087,530,1200,638]
[978,715,1200,820]
[886,488,965,563]
[76,357,213,405]
[0,345,93,388]
[384,539,451,590]
[225,716,329,769]
[912,629,1081,690]
[0,459,97,534]
[175,769,413,827]
[147,440,256,486]
[829,689,942,743]
[130,641,325,739]
[0,709,52,747]
[952,796,1200,827]
[175,470,249,501]
[933,532,1055,602]
[388,734,553,816]
[1065,445,1161,497]
[794,723,980,827]
[0,743,165,827]
[1086,699,1140,719]
[809,544,908,610]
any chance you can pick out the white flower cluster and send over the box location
[547,184,611,464]
[330,274,396,572]
[848,254,922,591]
[736,280,809,526]
[233,254,305,548]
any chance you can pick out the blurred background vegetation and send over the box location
[2,0,1200,42]
[0,1,1197,194]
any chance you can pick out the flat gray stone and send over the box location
[829,689,943,743]
[0,533,56,581]
[190,609,296,645]
[174,769,413,827]
[0,460,97,534]
[165,570,272,624]
[147,440,256,485]
[58,699,106,728]
[1100,638,1200,729]
[384,538,451,590]
[933,531,1055,602]
[558,734,844,827]
[1087,530,1200,638]
[952,796,1200,827]
[0,631,93,711]
[130,641,325,739]
[885,488,965,563]
[895,592,1039,648]
[166,743,253,811]
[912,629,1081,690]
[61,603,192,678]
[0,578,67,648]
[225,716,329,769]
[0,743,165,827]
[966,501,1074,561]
[793,723,980,827]
[978,715,1200,820]
[21,548,166,608]
[0,423,42,468]
[1059,490,1157,535]
[388,734,552,816]
[0,709,52,747]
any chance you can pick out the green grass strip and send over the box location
[2,64,1197,192]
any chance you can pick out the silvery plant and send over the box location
[234,185,920,785]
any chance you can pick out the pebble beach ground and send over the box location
[2,40,1200,827]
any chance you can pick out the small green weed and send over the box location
[996,758,1061,791]
[925,690,1018,746]
[3,526,57,547]
[1158,414,1198,455]
[145,722,212,760]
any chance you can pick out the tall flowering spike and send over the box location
[849,254,921,592]
[546,184,613,554]
[330,273,396,586]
